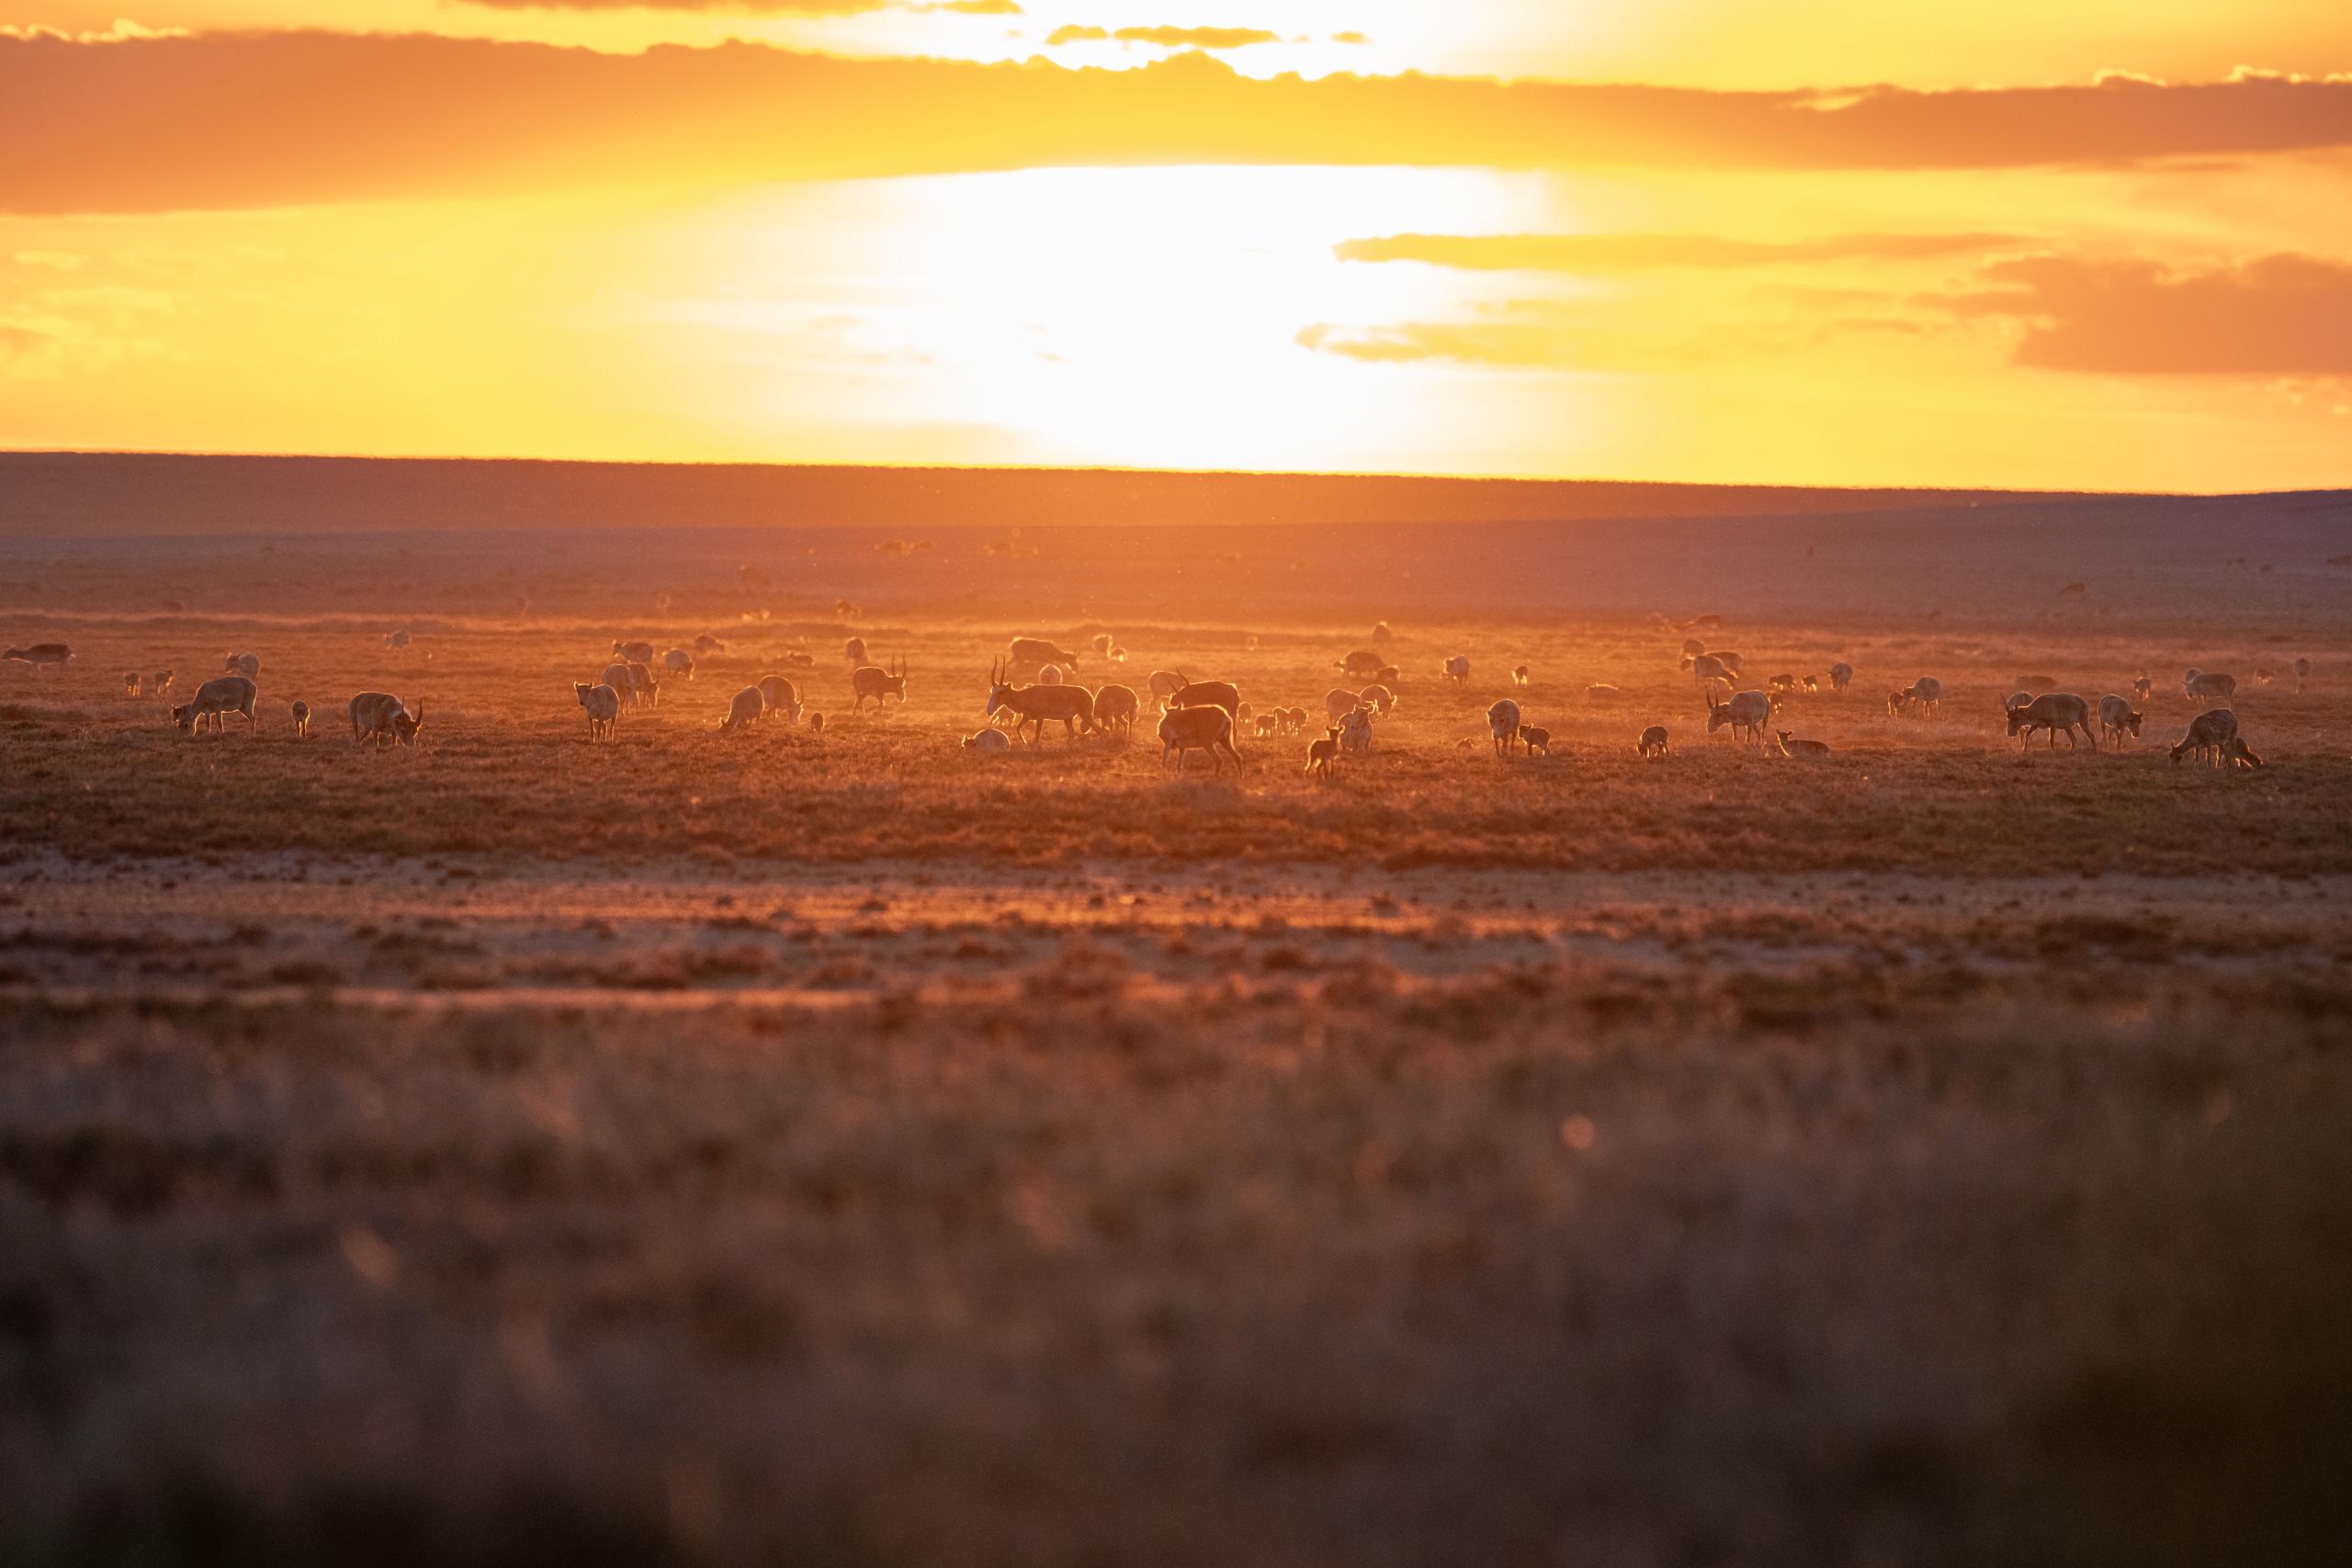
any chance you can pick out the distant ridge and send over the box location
[0,452,2143,537]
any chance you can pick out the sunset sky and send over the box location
[4,3,2350,489]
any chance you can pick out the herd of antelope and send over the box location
[2,621,2303,775]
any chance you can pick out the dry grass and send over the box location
[3,526,2349,1565]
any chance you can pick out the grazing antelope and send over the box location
[1768,673,1799,694]
[1339,708,1374,757]
[2169,708,2239,765]
[963,728,1012,753]
[1885,690,1910,718]
[1586,684,1620,701]
[1773,731,1831,760]
[986,658,1096,744]
[384,628,412,649]
[2004,695,2098,751]
[780,649,815,669]
[757,674,803,722]
[4,642,73,673]
[718,686,765,734]
[173,676,258,735]
[1802,675,1820,694]
[1442,655,1471,682]
[224,651,263,681]
[1371,620,1394,646]
[1679,637,1707,667]
[808,713,826,733]
[1690,654,1733,687]
[122,671,142,697]
[692,634,726,655]
[2183,668,2237,701]
[347,692,423,747]
[1637,725,1669,759]
[614,639,655,666]
[662,649,695,682]
[1487,698,1521,757]
[1340,649,1386,678]
[2222,736,2264,770]
[1254,713,1281,739]
[1008,637,1082,677]
[844,637,867,667]
[290,700,311,739]
[1325,687,1364,724]
[1305,724,1343,779]
[1037,664,1066,685]
[152,670,174,699]
[851,656,909,712]
[575,682,620,741]
[1828,661,1852,694]
[2096,695,2143,748]
[601,662,639,706]
[1511,663,1531,688]
[1706,689,1772,745]
[1357,683,1396,716]
[1375,664,1401,688]
[1520,725,1552,756]
[1148,670,1186,703]
[1093,682,1140,739]
[1159,705,1242,775]
[1708,651,1745,675]
[628,662,658,707]
[2132,672,2154,706]
[1903,676,1943,716]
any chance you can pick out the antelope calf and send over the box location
[2096,694,2143,748]
[290,700,311,739]
[2132,672,2154,705]
[1520,725,1552,756]
[1511,663,1531,688]
[808,713,826,733]
[348,692,423,747]
[122,671,142,697]
[1304,724,1342,780]
[1768,673,1799,694]
[2223,736,2264,770]
[1802,675,1820,694]
[1339,707,1374,757]
[575,682,620,740]
[963,728,1012,754]
[1254,713,1280,739]
[1637,725,1669,759]
[1773,730,1831,760]
[153,671,174,699]
[718,686,765,733]
[662,649,696,682]
[1442,654,1470,682]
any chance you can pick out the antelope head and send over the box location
[394,703,424,745]
[986,657,1013,716]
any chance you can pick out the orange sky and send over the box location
[3,4,2349,489]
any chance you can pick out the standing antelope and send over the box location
[1510,664,1531,688]
[1520,725,1552,756]
[347,692,423,747]
[614,639,655,666]
[629,664,660,708]
[2004,695,2098,751]
[1637,725,1669,759]
[152,671,174,699]
[986,658,1095,744]
[172,676,258,735]
[1339,649,1385,678]
[1325,687,1364,725]
[1371,621,1394,646]
[4,642,73,673]
[1903,677,1943,716]
[1159,705,1242,775]
[1339,708,1374,757]
[1802,675,1820,694]
[601,661,639,706]
[222,651,263,681]
[1828,661,1852,694]
[662,649,696,682]
[1357,683,1396,716]
[1487,698,1521,757]
[2183,669,2237,701]
[2132,672,2154,706]
[385,629,412,649]
[844,637,867,667]
[122,671,142,697]
[575,682,620,741]
[1706,689,1772,745]
[2096,695,2143,749]
[1442,655,1471,682]
[1008,637,1082,676]
[1304,724,1343,780]
[1690,654,1733,687]
[290,700,311,739]
[850,657,908,712]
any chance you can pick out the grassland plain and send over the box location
[3,519,2350,1565]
